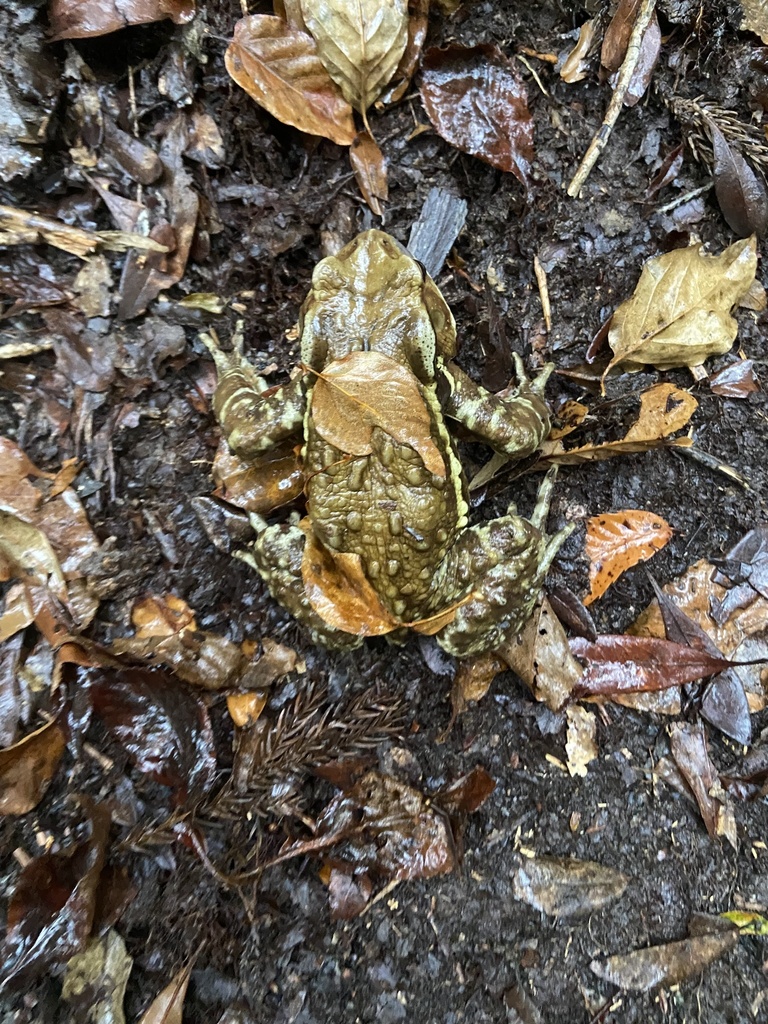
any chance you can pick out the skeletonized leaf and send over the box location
[420,44,534,186]
[310,351,445,477]
[710,122,768,238]
[591,930,738,992]
[349,131,388,216]
[585,510,672,605]
[301,0,408,115]
[225,15,356,147]
[606,237,758,373]
[513,856,628,917]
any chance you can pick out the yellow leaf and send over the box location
[585,510,672,605]
[301,0,408,116]
[310,350,445,478]
[606,236,757,373]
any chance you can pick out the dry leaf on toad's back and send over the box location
[225,15,356,147]
[420,45,534,188]
[606,236,757,374]
[309,350,445,477]
[301,0,408,117]
[585,510,672,605]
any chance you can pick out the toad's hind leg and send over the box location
[434,468,573,658]
[239,521,363,652]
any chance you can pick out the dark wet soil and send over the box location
[2,1,768,1022]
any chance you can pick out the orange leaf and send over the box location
[310,351,445,478]
[225,15,356,147]
[301,526,400,636]
[585,510,672,605]
[349,131,389,216]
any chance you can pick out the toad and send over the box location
[204,230,571,657]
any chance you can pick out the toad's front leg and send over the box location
[433,469,573,658]
[201,324,307,458]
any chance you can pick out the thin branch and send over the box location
[567,0,657,198]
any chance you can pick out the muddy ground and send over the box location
[2,0,768,1021]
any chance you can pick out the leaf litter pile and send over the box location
[2,0,768,1021]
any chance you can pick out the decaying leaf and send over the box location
[89,667,217,805]
[49,0,194,39]
[708,359,759,398]
[61,930,133,1024]
[349,131,388,216]
[225,15,355,147]
[497,596,583,711]
[710,122,768,238]
[570,635,738,698]
[212,439,304,515]
[2,798,110,989]
[607,9,661,107]
[606,237,758,374]
[137,961,193,1024]
[420,45,534,187]
[513,856,628,918]
[0,204,169,259]
[565,705,597,778]
[310,351,445,477]
[449,650,507,724]
[560,20,597,84]
[590,928,738,992]
[669,720,737,848]
[301,0,408,116]
[585,510,672,605]
[601,0,641,71]
[0,721,66,816]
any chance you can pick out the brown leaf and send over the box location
[349,131,388,216]
[497,597,583,711]
[327,867,373,920]
[710,122,768,237]
[0,722,66,816]
[132,594,197,638]
[420,44,534,186]
[436,766,496,815]
[225,15,355,146]
[570,635,738,697]
[591,930,738,992]
[449,651,506,724]
[382,0,429,103]
[310,350,445,477]
[137,961,193,1024]
[645,144,684,200]
[585,510,672,605]
[669,721,736,847]
[49,0,194,38]
[611,12,661,107]
[560,19,597,84]
[301,0,408,116]
[301,526,400,636]
[513,856,628,918]
[3,798,110,988]
[708,359,760,397]
[212,439,304,515]
[606,237,758,374]
[601,0,642,71]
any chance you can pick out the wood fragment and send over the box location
[408,187,468,278]
[567,0,657,197]
[533,254,551,332]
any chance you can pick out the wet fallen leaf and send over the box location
[225,15,355,147]
[327,866,373,920]
[301,0,408,117]
[560,19,596,84]
[88,667,217,805]
[420,44,534,186]
[585,510,672,605]
[0,721,66,816]
[601,0,642,71]
[669,721,737,848]
[565,705,597,778]
[49,0,194,38]
[570,636,738,697]
[606,236,758,374]
[137,960,193,1024]
[548,400,589,441]
[226,690,269,728]
[448,650,507,726]
[590,929,738,992]
[436,766,496,815]
[722,745,768,801]
[708,359,759,397]
[710,122,768,237]
[212,439,304,515]
[513,856,628,917]
[349,131,388,216]
[310,351,445,477]
[497,596,583,711]
[381,0,429,103]
[61,929,132,1024]
[132,594,197,638]
[741,0,768,43]
[2,798,110,989]
[605,5,661,106]
[646,143,684,200]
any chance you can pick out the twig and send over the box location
[533,254,551,332]
[567,0,657,197]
